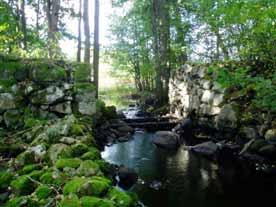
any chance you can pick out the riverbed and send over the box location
[102,129,276,207]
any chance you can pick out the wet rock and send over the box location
[216,104,238,130]
[153,131,180,150]
[190,141,218,157]
[265,129,276,144]
[149,180,163,190]
[258,145,276,160]
[240,139,267,155]
[240,127,258,140]
[117,125,134,134]
[117,166,138,190]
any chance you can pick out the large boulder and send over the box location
[190,141,218,157]
[31,86,65,105]
[153,131,180,150]
[117,166,138,190]
[215,104,238,130]
[75,86,96,116]
[258,145,276,160]
[0,93,16,111]
[265,129,276,144]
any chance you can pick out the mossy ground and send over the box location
[1,115,136,207]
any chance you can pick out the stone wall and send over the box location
[0,56,96,129]
[169,63,275,142]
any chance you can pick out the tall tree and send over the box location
[77,0,82,62]
[45,0,61,58]
[93,0,100,97]
[83,0,90,63]
[19,0,27,50]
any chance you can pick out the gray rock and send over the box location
[190,141,218,157]
[265,129,276,144]
[50,101,72,114]
[216,104,238,130]
[240,127,258,140]
[117,166,138,189]
[75,92,96,115]
[153,131,180,150]
[258,145,276,160]
[48,143,72,163]
[3,110,22,129]
[0,93,16,110]
[31,86,65,105]
[213,94,224,106]
[201,90,214,104]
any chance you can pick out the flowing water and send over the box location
[102,129,276,207]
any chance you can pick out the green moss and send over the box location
[95,160,113,175]
[0,171,14,190]
[63,177,86,196]
[107,188,134,207]
[16,151,36,166]
[75,83,95,93]
[103,106,117,120]
[71,143,89,157]
[77,160,100,176]
[28,170,44,180]
[89,176,111,196]
[81,196,115,207]
[73,63,92,82]
[5,196,28,207]
[39,171,67,187]
[70,124,85,136]
[48,144,73,164]
[10,175,36,195]
[55,158,82,170]
[59,194,81,207]
[80,134,97,146]
[30,61,67,83]
[81,148,100,161]
[33,185,53,200]
[18,164,42,175]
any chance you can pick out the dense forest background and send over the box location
[0,0,275,110]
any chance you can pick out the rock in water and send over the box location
[117,166,138,190]
[153,131,180,150]
[190,141,218,157]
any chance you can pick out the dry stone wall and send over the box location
[0,56,96,129]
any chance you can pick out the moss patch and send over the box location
[63,177,86,196]
[77,160,101,176]
[107,188,134,207]
[34,185,53,200]
[81,196,114,207]
[55,158,82,170]
[59,194,81,207]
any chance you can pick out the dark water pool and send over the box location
[102,130,276,207]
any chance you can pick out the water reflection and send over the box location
[102,131,276,207]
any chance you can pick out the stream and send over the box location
[101,107,276,207]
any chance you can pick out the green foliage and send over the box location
[209,65,276,112]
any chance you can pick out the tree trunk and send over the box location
[77,0,82,62]
[93,0,100,97]
[152,0,163,103]
[83,0,90,63]
[36,0,40,37]
[19,0,27,50]
[45,0,61,59]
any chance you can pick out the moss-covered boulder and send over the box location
[59,194,81,207]
[33,185,54,200]
[39,170,67,187]
[3,110,23,129]
[71,143,89,157]
[63,177,86,196]
[86,176,111,197]
[0,171,14,190]
[0,93,16,111]
[10,175,36,195]
[18,164,42,175]
[48,143,72,164]
[107,188,134,207]
[81,196,114,207]
[81,148,100,161]
[5,196,39,207]
[77,160,100,177]
[55,158,82,170]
